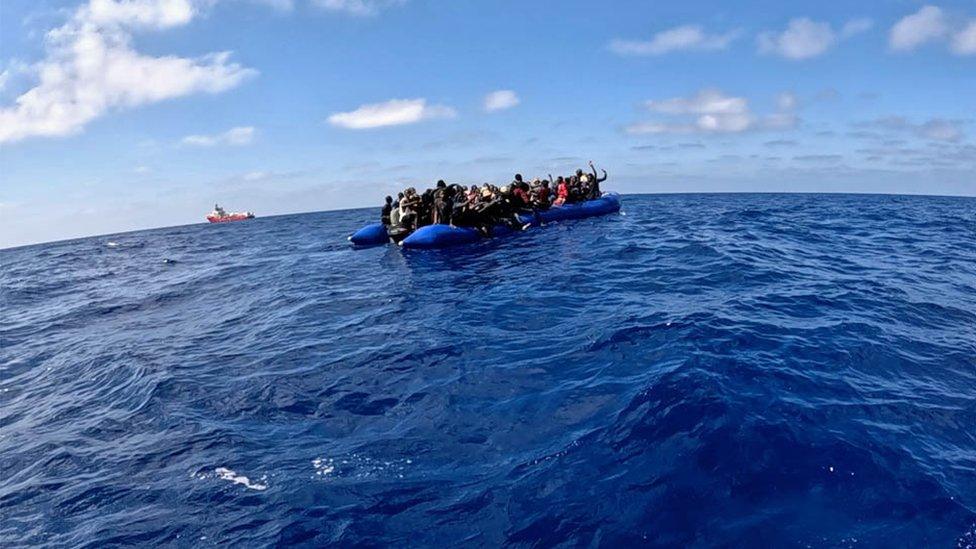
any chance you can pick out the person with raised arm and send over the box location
[587,161,608,199]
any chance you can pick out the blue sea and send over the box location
[1,193,975,547]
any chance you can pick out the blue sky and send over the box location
[1,0,974,248]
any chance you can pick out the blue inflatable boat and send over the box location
[349,192,621,249]
[348,223,390,246]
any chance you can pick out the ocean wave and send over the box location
[1,194,974,546]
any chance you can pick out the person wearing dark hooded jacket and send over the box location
[380,196,393,225]
[587,161,608,199]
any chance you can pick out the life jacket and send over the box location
[557,182,569,198]
[513,187,529,204]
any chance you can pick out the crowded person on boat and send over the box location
[379,162,607,238]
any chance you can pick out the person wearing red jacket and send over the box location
[554,176,570,206]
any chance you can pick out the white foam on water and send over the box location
[214,467,268,491]
[312,457,336,476]
[311,454,415,480]
[106,242,119,247]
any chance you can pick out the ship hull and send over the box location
[207,213,254,223]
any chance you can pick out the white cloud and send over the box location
[758,17,871,60]
[889,6,948,51]
[86,0,198,28]
[950,20,976,55]
[888,6,976,55]
[0,70,9,92]
[758,18,835,59]
[633,89,752,134]
[627,88,798,135]
[483,90,519,112]
[609,25,740,56]
[645,89,748,116]
[181,126,255,146]
[327,98,456,129]
[0,0,256,144]
[312,0,404,17]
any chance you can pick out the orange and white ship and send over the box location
[207,204,255,223]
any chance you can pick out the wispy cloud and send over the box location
[311,0,405,17]
[889,5,976,55]
[483,90,519,112]
[327,98,456,129]
[855,142,976,169]
[625,89,798,135]
[841,18,874,38]
[181,126,256,146]
[609,25,741,56]
[793,154,843,162]
[421,129,496,150]
[243,171,269,181]
[955,21,976,54]
[854,116,965,142]
[764,139,798,147]
[0,0,256,144]
[757,17,872,60]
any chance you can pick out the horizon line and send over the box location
[2,190,973,252]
